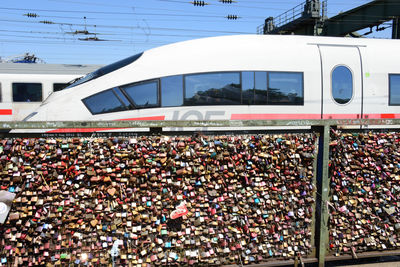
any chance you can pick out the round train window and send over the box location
[332,66,353,104]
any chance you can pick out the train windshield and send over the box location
[66,52,143,89]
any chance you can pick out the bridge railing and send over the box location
[2,119,400,267]
[1,118,399,129]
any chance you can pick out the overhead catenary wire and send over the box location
[1,4,395,22]
[1,16,394,31]
[2,1,390,22]
[158,0,289,10]
[157,0,395,10]
[0,38,169,47]
[0,29,212,38]
[12,8,397,25]
[2,10,265,22]
[2,1,385,19]
[0,18,253,34]
[48,0,240,16]
[0,7,227,18]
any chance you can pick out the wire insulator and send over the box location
[220,0,236,3]
[226,15,239,20]
[24,13,39,18]
[191,1,208,6]
[39,20,54,24]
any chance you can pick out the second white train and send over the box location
[0,63,102,121]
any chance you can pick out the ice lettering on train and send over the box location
[172,110,225,120]
[171,110,225,130]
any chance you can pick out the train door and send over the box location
[319,45,363,119]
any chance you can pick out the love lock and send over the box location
[110,239,123,267]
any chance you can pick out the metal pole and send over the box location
[392,17,400,39]
[312,125,330,267]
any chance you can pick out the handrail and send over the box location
[257,0,327,34]
[273,1,305,29]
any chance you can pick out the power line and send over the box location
[0,7,225,18]
[0,38,168,47]
[157,0,288,10]
[2,10,264,23]
[2,3,387,29]
[0,29,211,39]
[1,16,393,32]
[0,18,252,34]
[48,0,226,16]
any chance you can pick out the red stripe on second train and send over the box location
[46,115,165,133]
[380,114,396,119]
[365,114,400,119]
[0,109,12,115]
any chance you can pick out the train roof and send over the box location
[0,63,103,75]
[142,34,400,63]
[148,34,400,50]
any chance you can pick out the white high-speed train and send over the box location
[0,63,102,121]
[25,35,400,132]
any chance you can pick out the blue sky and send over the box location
[0,0,393,64]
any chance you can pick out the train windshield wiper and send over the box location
[65,52,143,89]
[66,72,97,89]
[66,76,84,86]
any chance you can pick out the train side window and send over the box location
[242,72,254,105]
[0,83,2,102]
[332,66,353,104]
[389,74,400,105]
[268,72,304,105]
[12,83,42,102]
[184,72,241,106]
[122,80,159,108]
[113,87,132,108]
[53,83,69,92]
[82,89,127,115]
[161,75,183,107]
[254,72,268,105]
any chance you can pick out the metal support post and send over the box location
[312,125,330,267]
[393,17,400,39]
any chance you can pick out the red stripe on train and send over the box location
[46,116,165,133]
[47,128,115,133]
[232,114,400,120]
[0,109,12,115]
[231,114,321,120]
[322,114,360,119]
[118,116,165,121]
